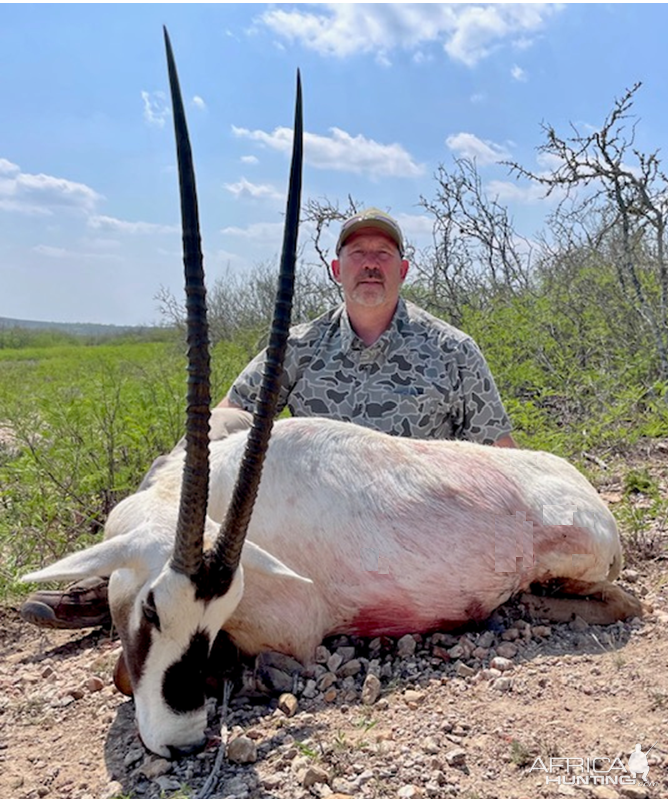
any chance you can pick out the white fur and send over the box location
[23,416,622,754]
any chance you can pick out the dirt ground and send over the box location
[1,442,667,799]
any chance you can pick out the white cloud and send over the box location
[258,4,563,67]
[241,155,259,165]
[395,212,434,240]
[192,95,207,111]
[0,158,20,176]
[445,132,510,166]
[32,243,122,261]
[470,92,487,104]
[232,125,423,178]
[88,215,178,234]
[224,177,283,200]
[221,221,284,242]
[511,64,528,82]
[0,161,102,215]
[141,90,170,128]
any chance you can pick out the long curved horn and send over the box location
[211,72,303,577]
[164,27,211,578]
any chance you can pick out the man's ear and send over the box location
[331,258,342,282]
[400,258,409,281]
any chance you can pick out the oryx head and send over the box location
[23,28,304,758]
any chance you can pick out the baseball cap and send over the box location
[336,208,404,256]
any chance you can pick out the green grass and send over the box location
[0,338,248,598]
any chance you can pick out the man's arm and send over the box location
[216,395,243,410]
[493,433,517,449]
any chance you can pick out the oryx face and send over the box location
[114,565,244,757]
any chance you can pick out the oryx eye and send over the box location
[142,591,161,630]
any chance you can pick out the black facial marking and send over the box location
[194,556,235,602]
[142,590,161,631]
[127,614,153,687]
[162,630,211,713]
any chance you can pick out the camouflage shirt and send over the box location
[228,299,511,444]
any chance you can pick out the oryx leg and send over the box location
[520,579,644,625]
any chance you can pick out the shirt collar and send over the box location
[338,298,409,354]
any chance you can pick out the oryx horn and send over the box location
[164,27,211,578]
[212,71,303,577]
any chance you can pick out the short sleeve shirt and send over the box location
[228,299,511,444]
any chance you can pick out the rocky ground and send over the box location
[0,563,667,799]
[1,441,667,799]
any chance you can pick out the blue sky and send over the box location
[0,3,667,326]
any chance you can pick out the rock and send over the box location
[226,735,257,764]
[336,646,356,662]
[569,615,589,632]
[327,652,344,673]
[397,634,417,657]
[223,776,249,797]
[85,676,104,693]
[472,646,489,660]
[100,782,124,799]
[455,661,474,678]
[278,692,299,717]
[502,628,520,641]
[403,689,424,709]
[490,656,514,672]
[495,641,517,658]
[261,774,284,790]
[302,679,317,698]
[317,672,337,691]
[339,658,362,677]
[445,747,467,766]
[314,645,330,663]
[361,673,381,705]
[154,776,182,792]
[477,631,495,648]
[123,747,144,768]
[139,757,171,779]
[332,777,357,794]
[303,765,331,788]
[531,625,552,638]
[323,686,338,702]
[432,646,450,662]
[422,736,440,754]
[398,786,423,798]
[492,676,513,692]
[255,651,302,693]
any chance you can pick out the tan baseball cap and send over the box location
[336,207,404,256]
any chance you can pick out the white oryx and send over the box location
[23,30,642,759]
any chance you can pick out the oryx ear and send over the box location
[22,531,153,583]
[241,540,312,584]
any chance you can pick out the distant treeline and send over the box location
[0,321,177,349]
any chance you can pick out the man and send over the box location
[21,208,515,629]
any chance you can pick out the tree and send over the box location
[504,82,668,378]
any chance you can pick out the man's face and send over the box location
[332,229,409,309]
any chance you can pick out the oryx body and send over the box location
[116,413,624,665]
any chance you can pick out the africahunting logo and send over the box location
[529,742,658,786]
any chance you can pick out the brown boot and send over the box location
[20,576,112,630]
